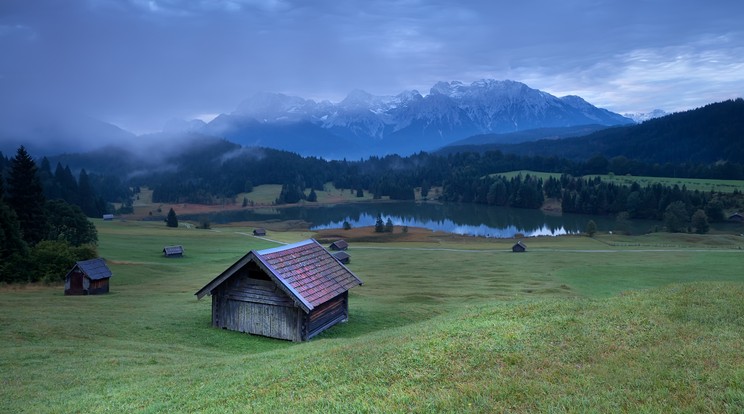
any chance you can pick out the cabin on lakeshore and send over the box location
[102,214,114,221]
[195,239,363,342]
[329,240,349,251]
[512,241,527,253]
[253,228,267,236]
[729,213,743,222]
[332,251,351,264]
[64,258,112,295]
[163,245,184,258]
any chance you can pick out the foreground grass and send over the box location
[1,220,743,412]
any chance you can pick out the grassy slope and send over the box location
[1,220,743,412]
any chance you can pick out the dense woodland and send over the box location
[0,147,98,283]
[442,98,744,165]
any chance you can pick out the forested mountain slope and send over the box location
[456,99,744,164]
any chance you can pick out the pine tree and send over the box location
[7,146,48,245]
[54,163,78,205]
[374,214,384,233]
[384,218,394,233]
[78,169,99,217]
[307,188,318,202]
[166,208,179,228]
[0,200,29,283]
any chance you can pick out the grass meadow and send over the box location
[1,219,744,412]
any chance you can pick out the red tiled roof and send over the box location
[256,239,362,309]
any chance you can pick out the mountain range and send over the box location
[194,79,634,157]
[1,79,638,158]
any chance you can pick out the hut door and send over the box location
[70,272,84,291]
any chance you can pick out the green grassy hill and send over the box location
[1,220,743,412]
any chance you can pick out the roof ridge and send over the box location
[257,239,316,255]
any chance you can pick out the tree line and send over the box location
[0,147,99,283]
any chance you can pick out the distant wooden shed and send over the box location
[253,228,267,236]
[512,241,527,253]
[195,239,363,341]
[65,258,112,295]
[729,213,743,222]
[163,245,184,258]
[102,214,114,221]
[332,251,351,264]
[329,240,349,251]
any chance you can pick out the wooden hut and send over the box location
[512,240,527,253]
[332,251,351,264]
[65,258,112,295]
[729,213,743,222]
[102,214,114,221]
[329,240,349,251]
[163,245,184,258]
[195,239,363,341]
[253,228,267,236]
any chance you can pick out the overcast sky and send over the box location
[1,0,743,133]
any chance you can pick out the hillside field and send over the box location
[1,220,744,412]
[496,170,744,193]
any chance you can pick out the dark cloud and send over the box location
[1,0,742,134]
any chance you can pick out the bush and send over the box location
[18,240,98,284]
[586,220,597,237]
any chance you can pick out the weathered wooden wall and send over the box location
[88,279,109,294]
[212,274,303,341]
[306,292,348,340]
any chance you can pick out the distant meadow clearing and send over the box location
[1,219,743,413]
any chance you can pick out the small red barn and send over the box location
[64,258,113,295]
[195,239,363,341]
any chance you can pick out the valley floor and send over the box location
[1,219,743,413]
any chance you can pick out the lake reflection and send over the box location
[182,202,630,238]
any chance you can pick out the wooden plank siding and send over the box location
[307,292,348,340]
[212,274,303,341]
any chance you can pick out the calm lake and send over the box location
[182,201,661,238]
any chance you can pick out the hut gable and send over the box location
[163,245,184,257]
[329,240,349,251]
[65,258,112,295]
[729,213,743,222]
[195,239,363,341]
[512,241,527,252]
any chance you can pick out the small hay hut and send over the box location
[64,258,112,295]
[329,240,349,251]
[195,239,363,341]
[512,240,527,253]
[163,245,184,258]
[332,251,351,264]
